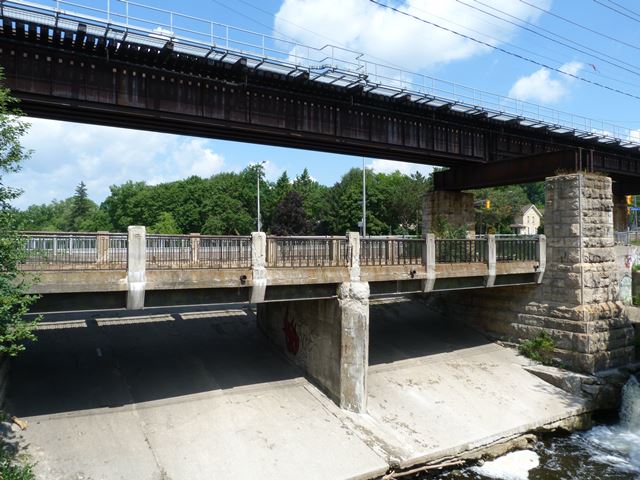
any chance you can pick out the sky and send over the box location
[7,0,640,208]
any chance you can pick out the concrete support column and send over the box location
[190,233,200,264]
[535,234,546,284]
[96,231,109,264]
[613,195,629,232]
[251,232,267,303]
[423,233,436,292]
[126,226,146,310]
[257,281,370,413]
[348,231,360,281]
[423,190,475,238]
[485,234,496,287]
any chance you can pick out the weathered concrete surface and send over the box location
[339,299,591,468]
[7,307,386,480]
[6,300,594,480]
[257,282,370,412]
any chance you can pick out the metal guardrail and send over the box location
[20,232,127,270]
[360,238,424,266]
[3,0,638,147]
[266,236,350,267]
[146,234,251,269]
[495,238,537,262]
[435,239,487,263]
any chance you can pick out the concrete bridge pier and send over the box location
[613,194,630,232]
[256,282,370,413]
[428,173,636,374]
[256,232,369,413]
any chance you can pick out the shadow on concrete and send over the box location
[368,298,491,366]
[7,305,301,417]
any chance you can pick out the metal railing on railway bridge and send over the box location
[18,231,542,271]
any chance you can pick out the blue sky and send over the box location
[9,0,640,207]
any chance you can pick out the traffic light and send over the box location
[626,195,633,205]
[628,207,632,215]
[485,199,491,209]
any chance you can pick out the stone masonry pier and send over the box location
[429,173,636,374]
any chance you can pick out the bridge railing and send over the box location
[266,236,350,268]
[360,238,424,266]
[20,231,127,270]
[495,237,538,262]
[434,239,487,263]
[146,234,252,269]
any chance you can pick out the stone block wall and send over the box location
[423,190,475,237]
[429,174,635,373]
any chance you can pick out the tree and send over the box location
[0,75,39,356]
[149,212,180,234]
[271,191,310,235]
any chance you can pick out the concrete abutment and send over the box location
[257,282,370,413]
[426,173,635,373]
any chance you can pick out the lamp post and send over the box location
[256,161,266,232]
[362,156,367,238]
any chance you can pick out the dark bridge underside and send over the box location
[1,14,640,183]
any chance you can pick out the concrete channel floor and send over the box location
[5,300,588,480]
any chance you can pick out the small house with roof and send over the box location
[511,204,542,235]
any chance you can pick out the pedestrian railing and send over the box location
[435,239,487,263]
[360,238,424,265]
[495,238,537,262]
[146,234,252,269]
[20,232,127,270]
[19,230,542,272]
[266,236,350,267]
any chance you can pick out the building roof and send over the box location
[520,204,542,218]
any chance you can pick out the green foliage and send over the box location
[149,212,180,234]
[429,216,467,239]
[0,71,39,356]
[271,191,310,235]
[0,447,35,480]
[518,331,556,365]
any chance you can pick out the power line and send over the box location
[603,0,640,19]
[406,1,640,90]
[593,0,640,23]
[459,0,640,77]
[368,0,640,101]
[518,0,640,53]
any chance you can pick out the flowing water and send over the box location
[427,375,640,480]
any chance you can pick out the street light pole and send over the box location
[362,156,367,238]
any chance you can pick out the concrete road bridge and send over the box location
[2,1,638,411]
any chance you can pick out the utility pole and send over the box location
[362,156,367,238]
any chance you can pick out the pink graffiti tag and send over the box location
[282,317,300,355]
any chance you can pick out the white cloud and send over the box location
[508,61,583,104]
[275,0,551,71]
[7,118,227,208]
[369,159,432,176]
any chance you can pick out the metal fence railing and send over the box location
[435,239,487,263]
[360,238,424,266]
[20,232,127,270]
[266,237,350,267]
[197,236,252,268]
[146,235,251,269]
[496,238,538,262]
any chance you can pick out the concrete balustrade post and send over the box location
[486,234,496,287]
[423,233,436,292]
[126,226,146,310]
[189,233,200,264]
[250,232,267,303]
[96,231,109,264]
[348,232,360,281]
[535,234,546,284]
